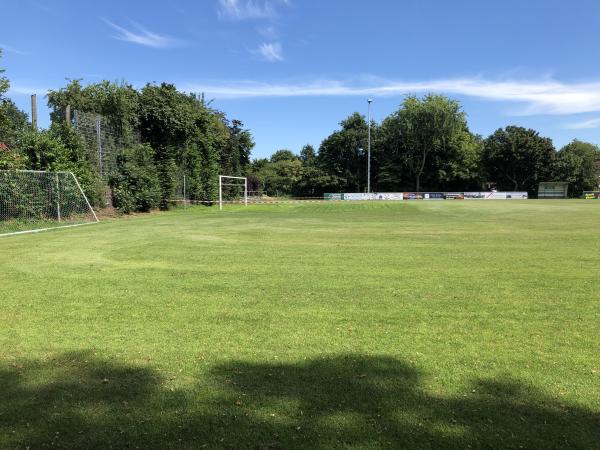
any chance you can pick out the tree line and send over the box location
[0,50,254,212]
[250,94,600,198]
[2,49,599,211]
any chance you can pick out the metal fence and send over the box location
[73,110,140,180]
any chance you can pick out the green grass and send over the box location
[1,200,599,449]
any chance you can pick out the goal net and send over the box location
[218,175,247,210]
[0,170,99,236]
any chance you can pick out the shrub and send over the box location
[0,143,27,170]
[17,126,105,206]
[110,144,161,213]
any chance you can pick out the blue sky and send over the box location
[3,0,600,158]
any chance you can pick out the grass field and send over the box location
[1,200,599,449]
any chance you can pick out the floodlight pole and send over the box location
[367,98,373,194]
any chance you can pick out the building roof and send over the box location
[0,142,10,152]
[539,181,569,186]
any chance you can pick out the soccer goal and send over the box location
[218,175,247,210]
[0,170,99,237]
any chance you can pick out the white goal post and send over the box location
[218,175,248,210]
[0,170,99,237]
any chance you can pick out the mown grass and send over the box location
[1,200,599,449]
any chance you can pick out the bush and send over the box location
[0,144,27,170]
[17,126,105,207]
[110,144,161,213]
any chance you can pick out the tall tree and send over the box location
[221,119,253,176]
[270,149,297,163]
[318,113,370,192]
[138,83,211,208]
[482,126,555,193]
[48,79,140,131]
[379,94,471,192]
[249,150,302,196]
[0,49,9,100]
[300,144,316,163]
[0,49,20,145]
[553,140,600,196]
[0,99,28,148]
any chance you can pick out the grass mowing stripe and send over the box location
[1,200,599,448]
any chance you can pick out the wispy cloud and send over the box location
[0,43,27,55]
[217,1,290,62]
[257,25,279,39]
[257,42,283,61]
[217,0,287,21]
[182,76,600,115]
[8,85,48,95]
[103,19,181,48]
[565,117,600,129]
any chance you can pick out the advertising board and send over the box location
[423,192,444,200]
[373,193,404,200]
[464,192,528,199]
[326,192,528,201]
[584,191,600,199]
[444,192,465,200]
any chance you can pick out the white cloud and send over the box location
[565,117,600,129]
[257,42,283,61]
[103,19,181,48]
[257,25,279,39]
[182,76,600,115]
[7,85,48,95]
[218,0,277,20]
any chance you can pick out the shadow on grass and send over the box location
[1,352,598,449]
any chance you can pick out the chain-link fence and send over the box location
[73,110,140,181]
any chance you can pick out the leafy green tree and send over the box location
[0,49,9,100]
[300,144,316,163]
[47,79,90,123]
[436,130,483,191]
[199,113,230,201]
[379,94,472,192]
[18,129,69,170]
[249,151,303,196]
[294,164,342,197]
[295,144,341,196]
[110,144,161,213]
[0,99,29,148]
[318,113,371,192]
[553,140,600,197]
[482,126,555,193]
[265,160,303,196]
[49,123,105,205]
[0,49,26,147]
[47,79,140,134]
[17,124,104,204]
[270,149,297,163]
[0,144,27,169]
[221,119,253,176]
[139,83,197,208]
[47,79,255,210]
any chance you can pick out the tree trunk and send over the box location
[415,148,427,192]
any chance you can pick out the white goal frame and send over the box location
[218,175,248,210]
[0,170,99,237]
